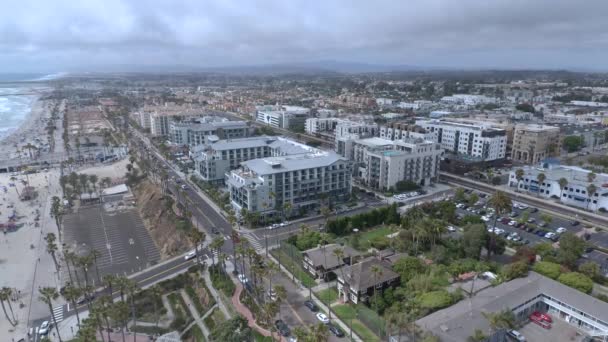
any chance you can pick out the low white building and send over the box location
[509,163,608,211]
[256,105,310,131]
[169,117,250,146]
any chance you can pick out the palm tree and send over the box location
[62,284,83,327]
[9,176,21,198]
[587,184,598,210]
[188,229,206,272]
[487,191,512,258]
[78,253,95,288]
[63,248,79,288]
[116,276,130,302]
[370,265,383,313]
[23,143,37,159]
[44,233,60,272]
[486,169,494,185]
[210,236,225,272]
[332,247,347,302]
[50,196,63,240]
[78,173,89,199]
[588,172,597,183]
[482,310,515,333]
[282,202,292,221]
[150,285,164,328]
[98,296,114,341]
[90,249,103,286]
[125,279,140,342]
[536,173,546,197]
[558,177,568,200]
[103,274,117,297]
[111,301,130,342]
[89,174,99,194]
[514,169,524,191]
[0,287,17,326]
[39,286,63,342]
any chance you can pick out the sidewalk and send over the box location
[180,289,209,338]
[202,268,231,319]
[230,282,280,340]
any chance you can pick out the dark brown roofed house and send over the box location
[302,244,360,281]
[337,257,399,304]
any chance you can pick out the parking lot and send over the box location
[455,191,585,246]
[62,204,160,285]
[519,316,584,342]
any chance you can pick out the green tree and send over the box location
[482,309,516,332]
[533,261,561,279]
[515,103,535,113]
[62,284,83,327]
[514,169,524,191]
[110,301,130,342]
[468,193,479,206]
[557,232,586,268]
[579,261,600,279]
[454,188,466,203]
[588,172,597,183]
[44,233,60,272]
[558,177,568,199]
[558,272,594,293]
[536,173,546,197]
[587,183,598,210]
[210,316,253,341]
[462,224,488,259]
[563,135,585,152]
[487,191,512,257]
[393,256,427,283]
[500,261,529,281]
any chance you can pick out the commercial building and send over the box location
[349,137,443,190]
[416,119,507,161]
[227,143,352,219]
[508,162,608,211]
[417,272,608,342]
[511,124,561,164]
[440,94,496,106]
[255,105,310,131]
[169,117,250,146]
[192,136,311,184]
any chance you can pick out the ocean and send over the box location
[0,73,63,141]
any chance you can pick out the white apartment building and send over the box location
[227,149,352,219]
[334,122,380,159]
[192,136,312,184]
[441,94,496,106]
[169,117,249,146]
[150,112,174,136]
[379,122,430,141]
[138,111,152,130]
[509,162,608,211]
[349,137,443,190]
[305,118,341,135]
[416,119,507,161]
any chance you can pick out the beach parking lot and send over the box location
[62,203,160,284]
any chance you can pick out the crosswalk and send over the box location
[241,232,264,252]
[52,305,64,323]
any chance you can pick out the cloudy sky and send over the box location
[2,0,608,73]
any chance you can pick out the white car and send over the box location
[544,232,556,239]
[556,227,567,234]
[184,250,196,261]
[508,220,517,226]
[39,321,50,335]
[238,274,249,283]
[508,330,526,341]
[447,226,456,232]
[267,223,280,230]
[316,312,330,324]
[481,216,490,222]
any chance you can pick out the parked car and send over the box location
[527,218,535,223]
[501,218,510,224]
[556,227,567,234]
[509,212,519,217]
[316,313,330,324]
[238,274,249,283]
[544,232,556,239]
[538,222,547,227]
[267,289,277,301]
[530,207,539,213]
[275,320,291,336]
[571,220,580,226]
[304,300,318,312]
[447,226,456,232]
[532,311,552,323]
[508,220,517,226]
[328,324,345,337]
[507,329,526,341]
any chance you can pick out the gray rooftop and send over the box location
[241,151,347,175]
[340,257,399,291]
[303,244,360,270]
[416,272,608,342]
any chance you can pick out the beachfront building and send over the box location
[417,272,608,342]
[508,162,608,211]
[511,124,561,164]
[416,119,507,161]
[192,136,313,184]
[255,105,310,131]
[169,117,250,146]
[349,137,443,190]
[226,148,352,219]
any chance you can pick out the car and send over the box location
[501,218,510,224]
[38,321,50,335]
[304,300,318,312]
[328,324,345,337]
[544,232,556,239]
[238,274,249,283]
[275,320,290,336]
[184,250,196,261]
[180,184,187,190]
[530,207,539,213]
[508,220,517,226]
[267,289,277,301]
[535,230,545,236]
[531,311,552,323]
[527,218,535,223]
[538,222,547,227]
[556,227,567,234]
[77,294,95,305]
[571,220,580,226]
[447,226,456,232]
[316,313,330,324]
[507,329,526,341]
[509,212,519,217]
[481,216,490,222]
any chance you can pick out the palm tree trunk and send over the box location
[1,300,16,326]
[130,296,137,342]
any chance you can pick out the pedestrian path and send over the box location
[240,231,264,252]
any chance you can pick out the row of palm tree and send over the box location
[60,171,112,201]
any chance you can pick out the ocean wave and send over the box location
[32,72,68,81]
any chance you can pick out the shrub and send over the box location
[533,261,561,279]
[558,272,593,294]
[418,290,453,310]
[501,261,529,281]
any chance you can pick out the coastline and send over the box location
[0,95,49,159]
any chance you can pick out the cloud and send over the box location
[1,0,608,72]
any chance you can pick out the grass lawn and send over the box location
[253,331,273,342]
[271,249,316,288]
[316,286,339,304]
[190,324,206,342]
[203,307,226,332]
[333,304,380,342]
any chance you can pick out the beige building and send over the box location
[512,124,561,164]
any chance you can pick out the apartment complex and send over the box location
[227,148,352,219]
[169,117,250,146]
[379,122,430,141]
[512,124,561,164]
[416,119,507,161]
[348,137,443,190]
[255,105,310,131]
[192,136,311,184]
[509,163,608,211]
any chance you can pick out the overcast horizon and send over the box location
[2,0,608,73]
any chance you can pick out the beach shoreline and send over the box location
[0,94,51,160]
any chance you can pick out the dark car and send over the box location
[304,300,318,312]
[510,212,519,217]
[535,230,545,236]
[275,320,290,337]
[571,220,580,226]
[530,207,539,213]
[328,324,345,337]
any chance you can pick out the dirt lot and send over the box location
[133,179,192,259]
